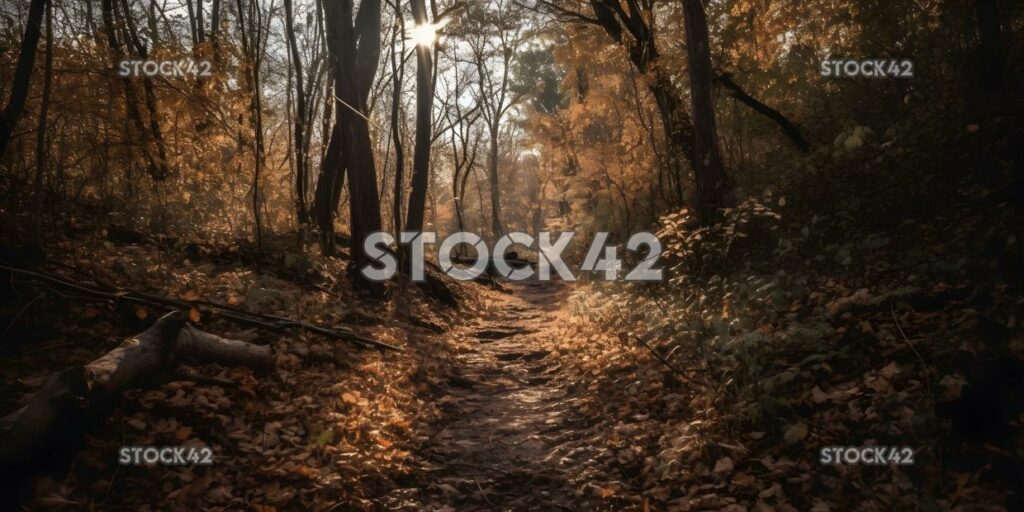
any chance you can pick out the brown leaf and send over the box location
[175,426,193,441]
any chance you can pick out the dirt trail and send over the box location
[384,279,596,511]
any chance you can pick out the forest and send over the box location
[0,0,1021,509]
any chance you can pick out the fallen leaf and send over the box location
[783,422,808,444]
[175,426,193,440]
[713,457,735,475]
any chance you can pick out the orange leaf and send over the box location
[175,426,193,440]
[135,307,149,320]
[189,308,201,323]
[374,436,393,448]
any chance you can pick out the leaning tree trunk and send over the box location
[0,0,48,161]
[681,0,728,224]
[405,0,435,233]
[715,73,810,153]
[0,312,271,500]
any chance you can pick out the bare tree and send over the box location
[465,0,523,238]
[0,0,49,161]
[235,0,271,252]
[404,0,435,232]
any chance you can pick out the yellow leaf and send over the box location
[189,308,201,323]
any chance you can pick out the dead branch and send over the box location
[0,312,271,492]
[0,263,401,352]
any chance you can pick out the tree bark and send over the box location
[405,0,434,233]
[318,0,384,269]
[0,0,48,161]
[681,0,727,223]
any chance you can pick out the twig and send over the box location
[2,293,44,337]
[890,302,933,400]
[473,476,496,511]
[633,331,704,378]
[0,264,401,352]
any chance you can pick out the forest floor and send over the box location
[2,197,1022,512]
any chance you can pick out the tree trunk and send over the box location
[681,0,728,223]
[185,0,198,46]
[975,0,1004,93]
[649,72,691,206]
[314,122,347,252]
[487,131,502,238]
[0,0,48,161]
[405,0,434,233]
[319,0,384,270]
[31,0,53,251]
[284,0,309,229]
[389,4,405,239]
[236,0,265,253]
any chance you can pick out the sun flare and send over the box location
[408,20,445,47]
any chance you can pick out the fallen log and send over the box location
[0,263,401,351]
[0,311,271,498]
